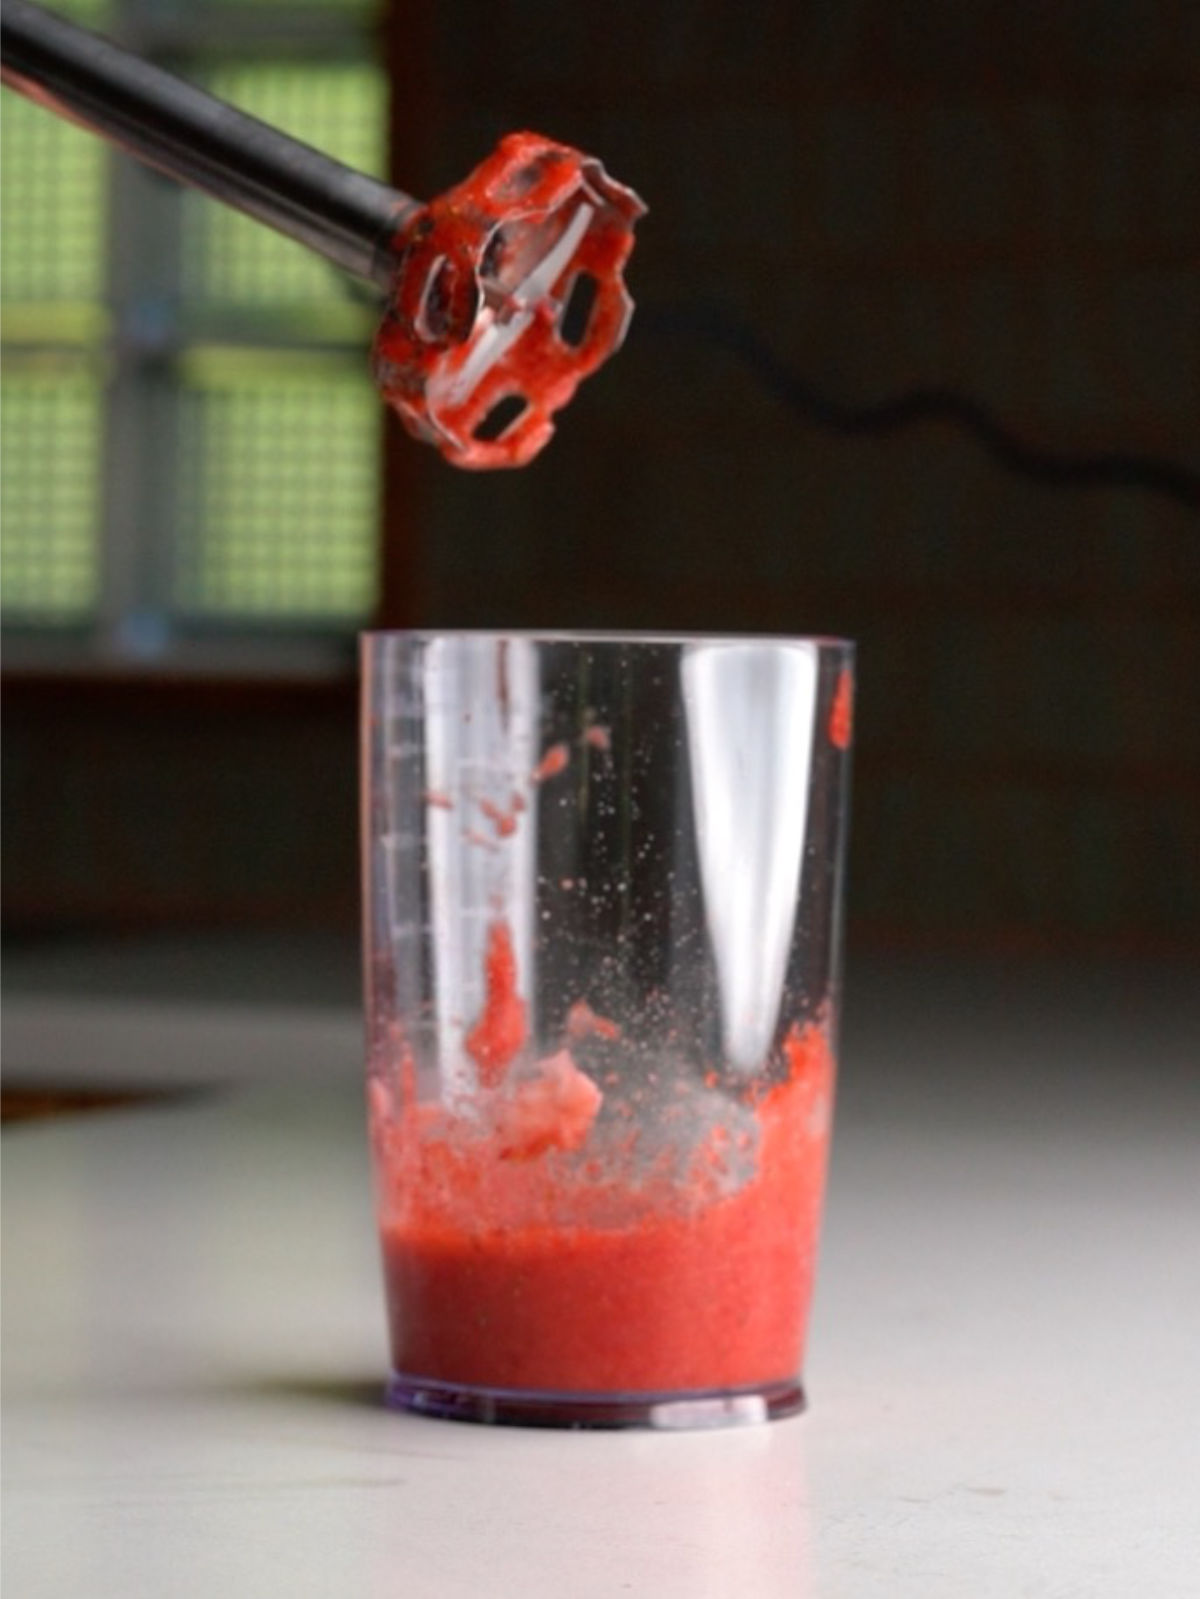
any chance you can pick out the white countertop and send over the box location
[4,956,1199,1596]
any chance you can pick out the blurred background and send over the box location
[3,0,1198,1062]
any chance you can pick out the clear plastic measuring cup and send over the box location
[362,631,854,1428]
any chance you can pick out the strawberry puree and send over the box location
[478,796,520,838]
[464,921,527,1087]
[532,742,570,783]
[829,667,853,750]
[372,956,835,1395]
[565,999,622,1043]
[493,1049,603,1161]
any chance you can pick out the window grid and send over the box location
[0,361,103,619]
[184,64,387,308]
[208,0,375,8]
[176,366,380,617]
[0,98,109,307]
[1,4,387,646]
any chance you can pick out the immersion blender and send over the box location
[1,0,646,468]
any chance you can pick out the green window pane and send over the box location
[183,64,387,307]
[175,355,379,619]
[52,0,113,20]
[208,0,377,8]
[0,95,108,305]
[2,13,385,638]
[0,360,102,620]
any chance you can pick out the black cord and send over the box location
[641,303,1200,513]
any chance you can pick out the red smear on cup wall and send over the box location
[478,797,520,838]
[463,921,527,1087]
[829,668,853,750]
[565,1000,622,1043]
[532,742,570,783]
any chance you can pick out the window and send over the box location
[1,0,387,671]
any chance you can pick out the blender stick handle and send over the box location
[0,0,417,289]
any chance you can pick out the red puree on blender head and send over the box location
[372,925,834,1396]
[372,132,645,470]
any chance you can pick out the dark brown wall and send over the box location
[394,0,1200,954]
[3,677,358,932]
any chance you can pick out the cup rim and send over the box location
[360,628,855,650]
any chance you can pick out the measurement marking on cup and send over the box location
[380,830,419,850]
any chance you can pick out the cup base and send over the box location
[385,1373,806,1430]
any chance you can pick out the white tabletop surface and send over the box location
[4,955,1199,1597]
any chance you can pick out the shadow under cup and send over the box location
[361,631,854,1429]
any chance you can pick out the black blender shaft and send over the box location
[0,0,417,289]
